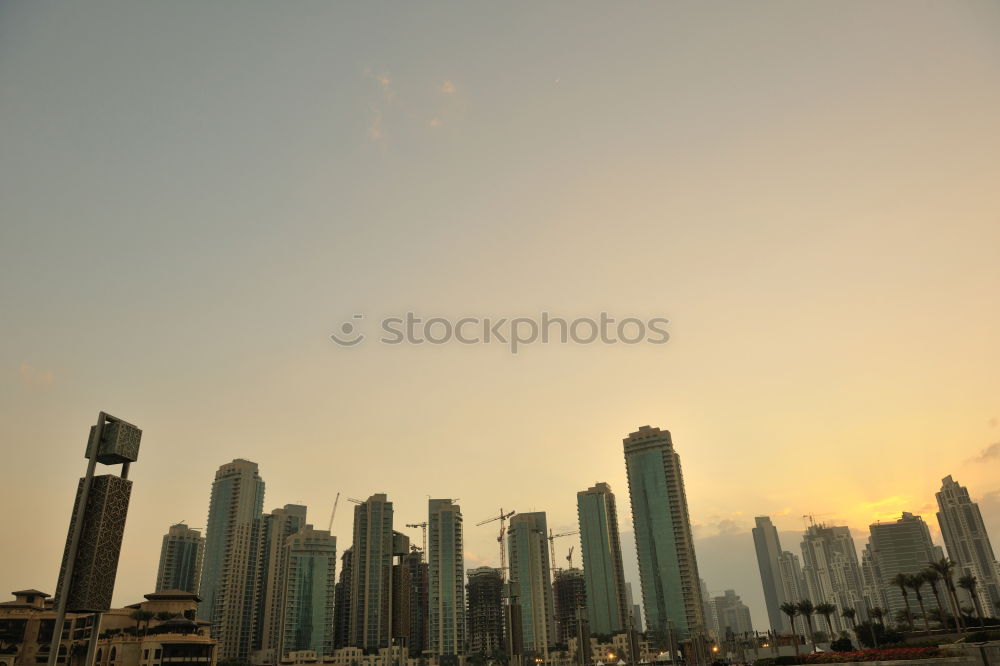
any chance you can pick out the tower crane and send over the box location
[406,521,428,559]
[327,492,341,532]
[566,546,575,569]
[476,508,516,580]
[547,528,579,569]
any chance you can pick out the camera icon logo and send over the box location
[330,314,365,347]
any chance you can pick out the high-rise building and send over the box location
[333,548,353,650]
[625,583,643,634]
[257,505,308,657]
[281,525,337,657]
[349,493,394,651]
[577,483,629,636]
[864,512,940,620]
[155,523,204,594]
[428,499,465,658]
[776,550,808,634]
[800,524,864,634]
[752,517,786,635]
[198,459,266,661]
[553,568,586,645]
[467,567,504,658]
[708,590,753,638]
[936,475,1000,611]
[623,425,706,642]
[507,512,555,652]
[403,550,429,657]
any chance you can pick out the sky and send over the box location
[2,1,1000,630]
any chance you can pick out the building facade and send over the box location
[427,499,465,658]
[349,494,394,652]
[799,524,865,635]
[553,569,586,646]
[280,526,337,658]
[466,567,504,659]
[198,459,266,661]
[623,426,706,642]
[708,590,753,639]
[156,524,204,595]
[507,512,555,652]
[258,505,309,658]
[576,483,629,637]
[936,475,1000,612]
[864,512,940,620]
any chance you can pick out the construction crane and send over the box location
[477,508,516,580]
[406,521,428,559]
[327,492,341,532]
[566,546,574,569]
[547,528,579,568]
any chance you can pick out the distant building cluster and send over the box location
[753,474,1000,641]
[170,425,717,666]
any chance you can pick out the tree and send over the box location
[922,568,946,625]
[816,603,837,643]
[906,573,931,632]
[129,610,154,636]
[841,607,858,637]
[797,600,817,653]
[958,575,985,625]
[780,602,800,656]
[892,573,915,631]
[869,607,886,649]
[929,558,965,632]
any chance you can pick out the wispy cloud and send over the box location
[968,442,1000,464]
[439,80,456,95]
[429,118,442,128]
[18,362,54,387]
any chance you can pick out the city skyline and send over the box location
[3,0,1000,644]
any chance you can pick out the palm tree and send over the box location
[869,607,885,649]
[816,603,837,643]
[958,575,985,624]
[892,573,915,630]
[929,558,965,632]
[129,610,154,636]
[842,607,858,635]
[923,568,945,624]
[780,602,801,656]
[906,574,931,632]
[797,600,818,653]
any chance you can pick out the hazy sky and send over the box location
[2,1,1000,628]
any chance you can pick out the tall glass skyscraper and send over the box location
[257,504,308,656]
[155,523,204,594]
[281,525,337,657]
[507,512,555,652]
[349,493,394,651]
[936,475,1000,611]
[865,512,940,619]
[428,499,465,658]
[623,426,706,642]
[577,482,628,636]
[198,459,266,661]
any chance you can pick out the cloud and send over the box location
[439,80,456,94]
[376,73,393,100]
[968,442,1000,464]
[429,118,442,127]
[18,362,54,387]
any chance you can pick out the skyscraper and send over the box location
[577,483,629,636]
[800,524,864,634]
[865,512,940,620]
[349,493,394,651]
[404,550,429,657]
[467,567,504,658]
[333,548,353,650]
[776,550,808,634]
[257,505,308,657]
[752,516,806,635]
[708,590,753,638]
[936,475,1000,611]
[198,459,266,661]
[281,525,337,657]
[623,425,706,642]
[507,512,555,652]
[553,568,586,645]
[428,499,465,658]
[155,523,204,594]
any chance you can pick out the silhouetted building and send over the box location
[156,523,204,595]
